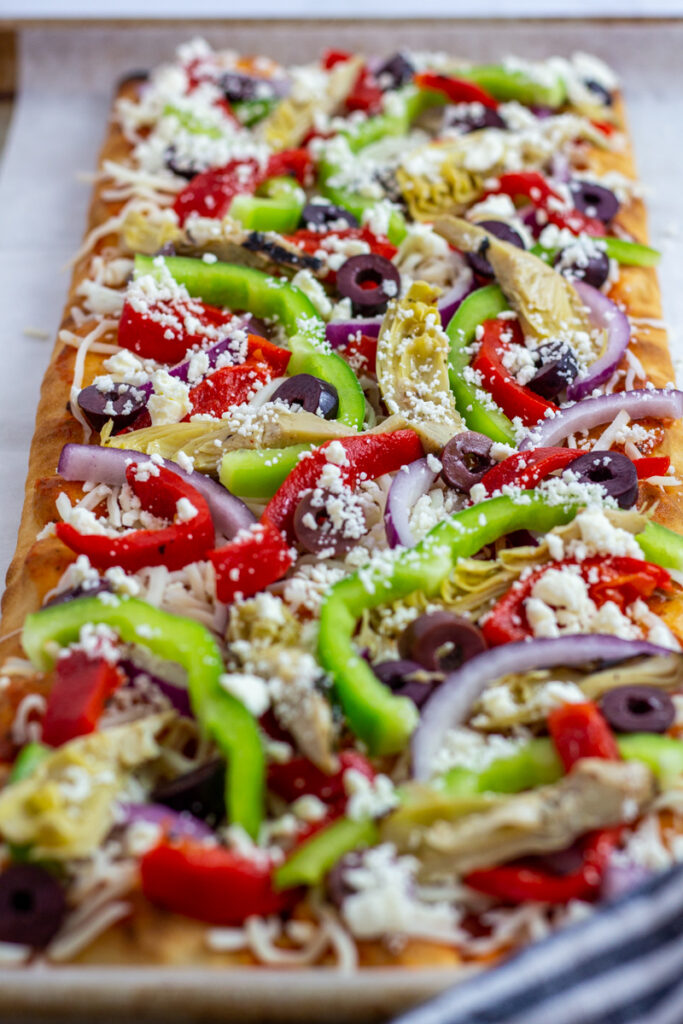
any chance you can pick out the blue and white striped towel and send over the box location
[392,861,683,1024]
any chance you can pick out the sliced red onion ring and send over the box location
[412,635,676,781]
[119,659,192,717]
[566,281,630,401]
[384,458,439,549]
[519,388,683,451]
[118,802,214,840]
[325,257,474,349]
[58,443,255,539]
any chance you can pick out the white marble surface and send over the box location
[1,22,682,594]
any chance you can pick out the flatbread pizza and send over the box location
[1,40,682,979]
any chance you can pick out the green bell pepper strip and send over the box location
[636,520,683,572]
[8,742,50,785]
[219,444,312,501]
[20,596,265,839]
[532,238,661,269]
[161,104,222,138]
[444,284,517,444]
[274,816,378,890]
[317,86,441,246]
[232,97,278,126]
[134,254,365,430]
[228,177,305,234]
[461,64,567,109]
[616,734,683,784]
[318,493,583,756]
[438,732,683,796]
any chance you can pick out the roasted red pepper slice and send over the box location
[346,65,384,114]
[482,555,671,646]
[465,827,620,904]
[321,49,353,70]
[338,332,378,376]
[264,429,424,543]
[42,651,123,747]
[484,170,606,237]
[174,149,312,226]
[633,455,671,480]
[286,226,398,264]
[56,465,214,573]
[118,296,234,364]
[480,447,581,495]
[472,318,559,427]
[210,517,294,604]
[548,701,621,769]
[187,363,273,419]
[141,838,298,925]
[267,750,374,809]
[414,71,499,110]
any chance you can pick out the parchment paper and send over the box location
[1,22,683,588]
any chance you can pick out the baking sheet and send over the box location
[1,20,683,1022]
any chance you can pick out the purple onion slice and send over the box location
[117,802,214,841]
[384,458,439,549]
[566,281,631,401]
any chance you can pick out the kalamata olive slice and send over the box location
[375,52,415,90]
[398,611,487,673]
[221,71,275,103]
[301,201,358,231]
[336,254,401,317]
[568,450,639,509]
[271,374,339,419]
[0,864,66,948]
[443,105,506,134]
[164,145,200,181]
[466,220,526,277]
[441,431,495,492]
[585,79,613,106]
[601,685,675,734]
[151,759,226,827]
[293,489,366,556]
[527,341,580,400]
[241,314,270,339]
[553,246,610,289]
[569,180,620,223]
[77,383,148,433]
[372,659,439,708]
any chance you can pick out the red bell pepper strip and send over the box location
[264,430,424,543]
[173,150,313,226]
[286,226,398,265]
[118,296,234,365]
[346,66,384,115]
[480,447,581,495]
[483,170,606,237]
[42,650,123,747]
[482,555,671,646]
[210,517,294,604]
[414,71,499,110]
[466,702,622,903]
[56,465,214,573]
[321,49,353,70]
[633,455,671,479]
[141,838,298,925]
[472,318,559,427]
[548,701,621,768]
[267,750,374,809]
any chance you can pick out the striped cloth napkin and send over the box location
[392,861,683,1024]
